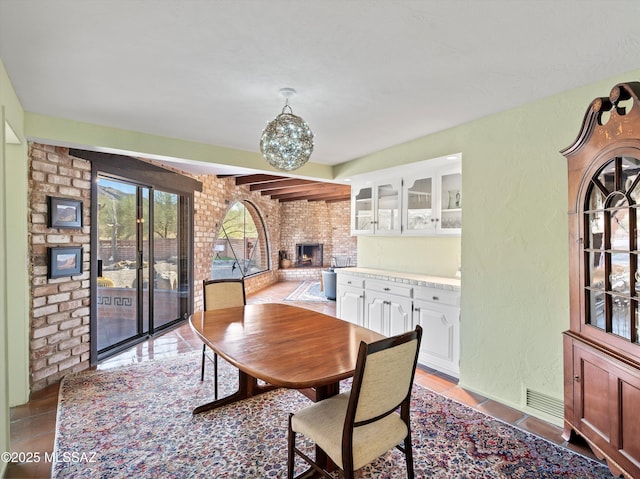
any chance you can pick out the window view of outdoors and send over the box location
[212,201,269,279]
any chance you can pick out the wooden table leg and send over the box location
[193,370,276,414]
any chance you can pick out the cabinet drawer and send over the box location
[413,286,460,306]
[366,279,412,298]
[337,276,364,289]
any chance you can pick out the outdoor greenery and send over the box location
[97,185,178,241]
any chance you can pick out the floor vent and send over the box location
[526,389,564,420]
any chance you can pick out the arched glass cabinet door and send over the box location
[583,156,640,343]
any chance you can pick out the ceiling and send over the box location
[1,1,640,178]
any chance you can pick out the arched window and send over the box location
[211,200,270,279]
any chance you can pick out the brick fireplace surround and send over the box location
[27,143,356,392]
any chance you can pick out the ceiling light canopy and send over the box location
[260,88,314,172]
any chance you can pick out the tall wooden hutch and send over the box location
[562,82,640,479]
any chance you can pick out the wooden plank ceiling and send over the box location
[219,174,351,203]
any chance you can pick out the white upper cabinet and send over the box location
[351,179,402,235]
[351,154,461,236]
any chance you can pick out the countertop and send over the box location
[335,267,460,292]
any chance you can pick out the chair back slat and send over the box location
[203,279,246,311]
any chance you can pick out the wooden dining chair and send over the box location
[201,278,246,399]
[287,325,422,479]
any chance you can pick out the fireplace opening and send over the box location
[295,243,323,267]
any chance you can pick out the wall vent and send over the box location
[526,389,564,420]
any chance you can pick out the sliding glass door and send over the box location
[95,176,188,358]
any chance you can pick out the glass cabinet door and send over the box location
[376,182,401,234]
[404,176,434,233]
[353,185,373,234]
[439,171,462,233]
[583,156,640,344]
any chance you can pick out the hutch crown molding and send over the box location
[561,81,640,479]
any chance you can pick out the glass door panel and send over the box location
[405,177,433,232]
[96,178,146,351]
[376,183,400,233]
[153,190,181,328]
[353,186,373,233]
[439,172,462,231]
[583,157,640,343]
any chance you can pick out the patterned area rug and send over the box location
[52,353,614,478]
[284,280,332,302]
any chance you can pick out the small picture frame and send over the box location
[48,196,83,229]
[48,247,83,278]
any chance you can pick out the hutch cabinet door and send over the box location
[571,339,640,474]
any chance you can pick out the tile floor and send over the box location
[6,281,600,478]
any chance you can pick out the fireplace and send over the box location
[296,243,323,267]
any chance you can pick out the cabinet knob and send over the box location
[574,375,580,382]
[414,307,420,312]
[384,287,390,291]
[432,296,439,301]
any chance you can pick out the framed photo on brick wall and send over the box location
[48,247,83,278]
[48,196,82,228]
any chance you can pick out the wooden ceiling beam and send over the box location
[232,174,287,185]
[250,178,318,191]
[260,184,349,197]
[219,173,351,202]
[273,189,351,201]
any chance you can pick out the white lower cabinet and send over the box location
[336,277,365,326]
[365,291,411,337]
[336,269,461,378]
[412,299,460,378]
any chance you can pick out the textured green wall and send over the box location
[1,57,29,476]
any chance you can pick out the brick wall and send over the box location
[280,200,356,267]
[192,175,281,310]
[29,144,91,391]
[327,201,357,265]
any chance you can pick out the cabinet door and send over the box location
[403,175,435,234]
[337,286,364,326]
[365,295,387,335]
[375,181,402,234]
[571,341,640,475]
[352,185,374,234]
[365,292,411,336]
[388,297,412,336]
[413,299,460,377]
[437,170,462,235]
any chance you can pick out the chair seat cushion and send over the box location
[291,392,408,471]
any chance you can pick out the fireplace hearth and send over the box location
[295,243,323,267]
